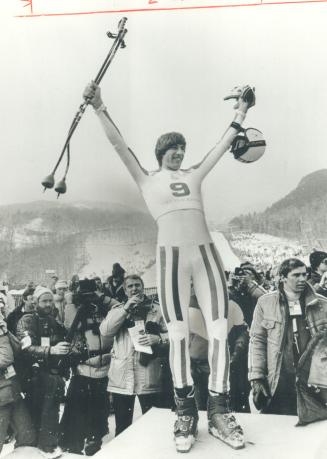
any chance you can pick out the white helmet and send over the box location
[231,128,266,163]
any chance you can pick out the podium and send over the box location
[4,409,327,458]
[95,408,327,459]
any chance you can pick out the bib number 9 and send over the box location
[170,182,190,197]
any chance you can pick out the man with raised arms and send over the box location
[83,81,255,452]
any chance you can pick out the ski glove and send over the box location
[224,85,256,108]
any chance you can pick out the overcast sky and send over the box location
[1,1,327,222]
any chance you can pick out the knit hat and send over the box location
[55,280,68,289]
[309,251,327,271]
[112,263,125,277]
[34,286,53,301]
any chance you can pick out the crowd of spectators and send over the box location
[229,231,306,272]
[1,247,327,457]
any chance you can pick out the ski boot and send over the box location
[174,390,199,453]
[207,392,244,450]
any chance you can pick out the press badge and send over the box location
[4,365,16,379]
[41,337,50,347]
[21,334,32,350]
[289,300,302,316]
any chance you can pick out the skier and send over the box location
[83,82,255,452]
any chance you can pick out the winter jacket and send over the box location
[229,280,266,327]
[100,296,168,395]
[16,312,67,371]
[0,316,22,407]
[249,282,327,397]
[64,297,118,379]
[0,292,15,319]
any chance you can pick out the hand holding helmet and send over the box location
[224,85,266,164]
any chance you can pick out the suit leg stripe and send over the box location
[199,244,219,321]
[159,247,170,324]
[170,339,176,385]
[181,338,187,387]
[211,338,219,391]
[209,243,229,319]
[172,247,183,321]
[222,339,230,393]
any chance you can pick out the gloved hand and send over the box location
[224,85,256,108]
[251,378,271,410]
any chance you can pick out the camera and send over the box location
[78,279,97,294]
[232,267,248,280]
[72,279,99,309]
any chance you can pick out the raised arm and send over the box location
[192,86,255,179]
[84,82,147,185]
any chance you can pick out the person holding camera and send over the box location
[59,279,118,456]
[16,286,69,459]
[229,265,267,328]
[100,274,169,436]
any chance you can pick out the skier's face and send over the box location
[161,144,185,170]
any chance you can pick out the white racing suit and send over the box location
[95,106,244,394]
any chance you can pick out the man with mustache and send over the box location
[249,258,327,417]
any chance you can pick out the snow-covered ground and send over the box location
[79,231,240,287]
[79,233,156,281]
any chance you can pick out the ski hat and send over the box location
[112,263,126,277]
[55,280,68,289]
[155,132,186,166]
[34,286,53,301]
[309,251,327,271]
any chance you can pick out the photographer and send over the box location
[16,286,69,458]
[229,265,267,327]
[100,274,169,436]
[59,279,118,456]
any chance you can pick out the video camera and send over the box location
[78,279,97,294]
[72,279,98,308]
